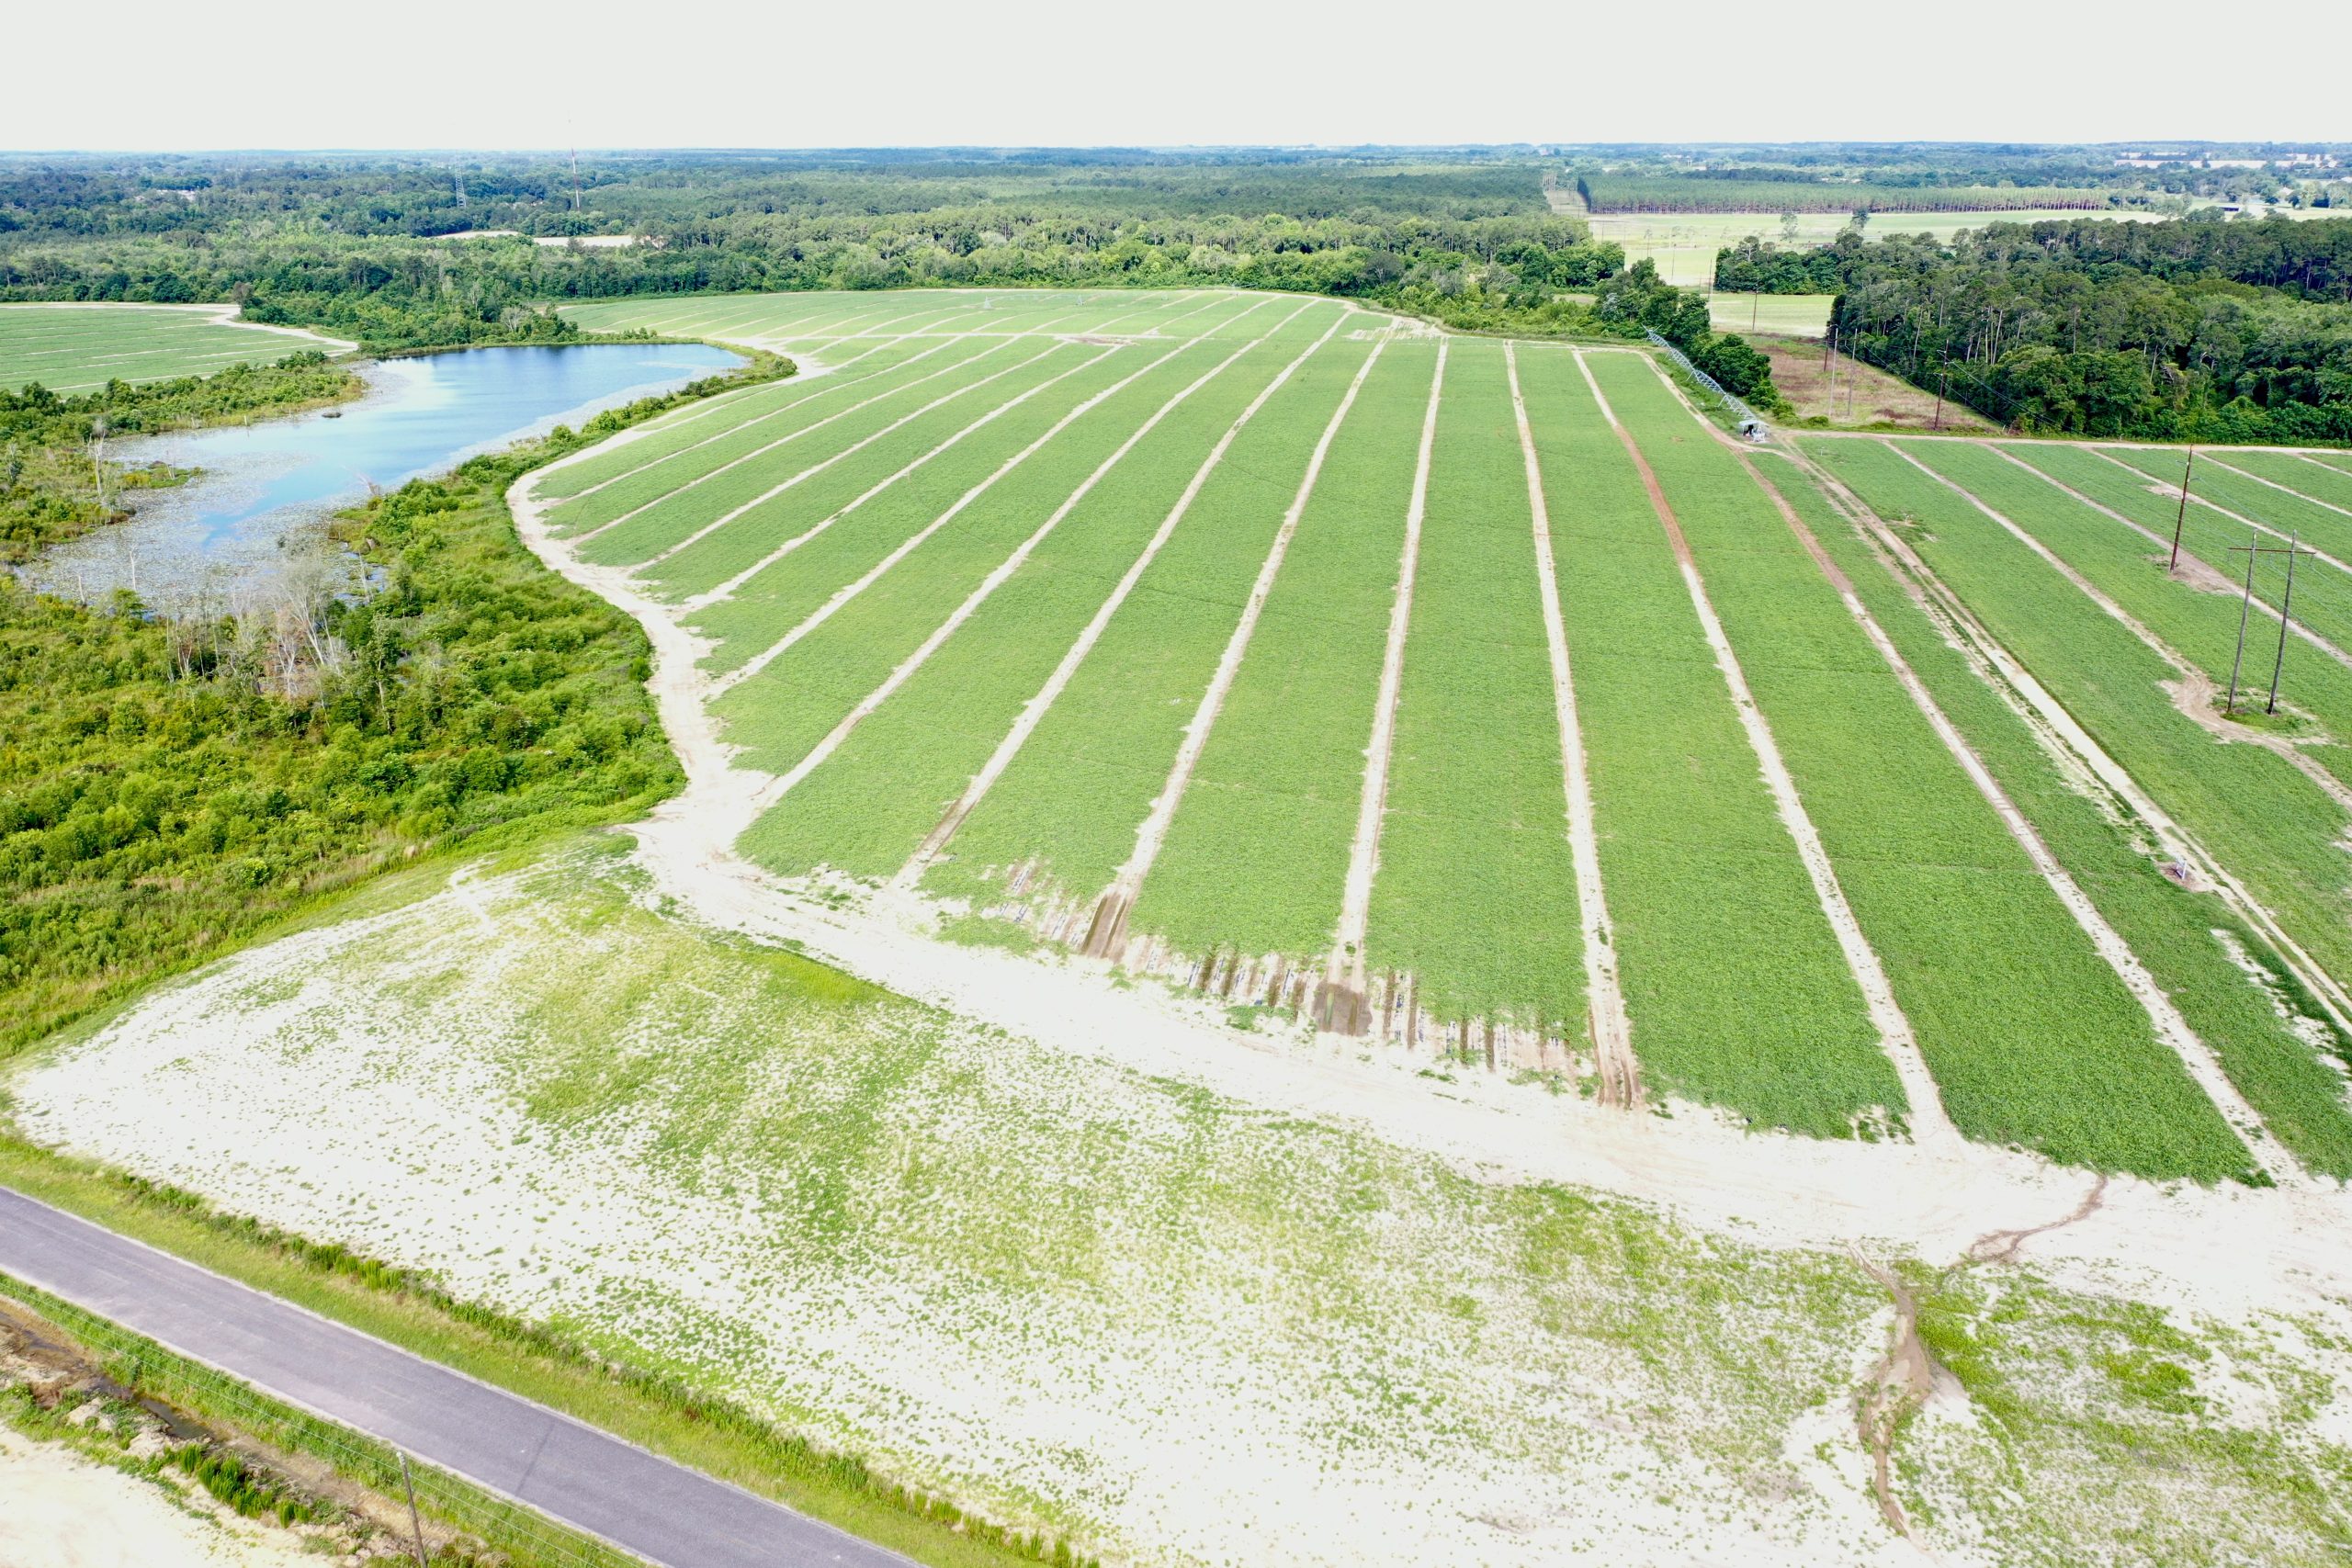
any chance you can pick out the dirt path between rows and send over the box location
[1589,353,1953,1145]
[1507,345,1637,1107]
[1319,344,1447,1032]
[1082,336,1380,958]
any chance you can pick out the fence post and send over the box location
[401,1452,432,1568]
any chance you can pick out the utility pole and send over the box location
[2224,532,2301,716]
[2269,533,2300,714]
[2169,444,2197,572]
[2227,531,2259,716]
[399,1453,430,1568]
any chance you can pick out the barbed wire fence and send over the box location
[1,1272,643,1568]
[1644,328,1768,436]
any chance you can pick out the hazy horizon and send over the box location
[16,0,2347,152]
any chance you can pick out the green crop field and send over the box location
[522,288,2352,1181]
[0,304,344,392]
[1705,291,1838,337]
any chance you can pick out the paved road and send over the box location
[0,1186,913,1568]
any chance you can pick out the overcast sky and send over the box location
[9,0,2344,151]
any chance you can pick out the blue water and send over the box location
[31,342,741,605]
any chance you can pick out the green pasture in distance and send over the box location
[0,305,331,393]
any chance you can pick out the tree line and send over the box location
[1799,216,2352,440]
[1593,261,1783,410]
[0,152,1635,345]
[0,354,783,1052]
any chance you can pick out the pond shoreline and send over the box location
[19,340,745,610]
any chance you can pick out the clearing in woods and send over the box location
[0,303,352,392]
[485,287,2352,1183]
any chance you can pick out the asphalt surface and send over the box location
[0,1185,915,1568]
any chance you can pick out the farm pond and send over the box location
[23,341,742,608]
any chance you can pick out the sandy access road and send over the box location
[0,1189,916,1568]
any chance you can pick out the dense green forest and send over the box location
[0,152,1633,348]
[1805,214,2352,440]
[1,352,361,559]
[0,355,786,1051]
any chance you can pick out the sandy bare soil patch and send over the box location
[1760,334,1996,431]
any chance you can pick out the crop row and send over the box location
[558,334,1048,543]
[1917,440,2352,809]
[1615,369,2255,1173]
[1342,341,1586,1039]
[714,333,1354,784]
[2218,452,2352,513]
[651,344,1147,614]
[738,332,1369,883]
[592,338,1105,576]
[1784,443,2352,1178]
[2011,445,2352,658]
[540,334,1003,513]
[912,324,1374,919]
[1806,437,2352,1173]
[0,308,306,392]
[2086,446,2352,655]
[1122,343,1439,962]
[1514,355,1895,1133]
[687,305,1338,671]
